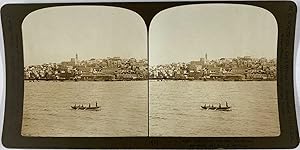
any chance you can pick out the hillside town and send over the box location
[24,53,277,81]
[149,54,277,81]
[24,54,148,81]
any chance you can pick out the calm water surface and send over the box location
[22,81,148,137]
[150,81,280,137]
[22,80,280,137]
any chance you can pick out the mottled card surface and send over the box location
[1,1,298,149]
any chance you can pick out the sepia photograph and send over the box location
[149,4,280,137]
[21,3,280,138]
[21,6,148,137]
[1,1,298,149]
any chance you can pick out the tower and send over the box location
[75,53,78,65]
[205,53,208,61]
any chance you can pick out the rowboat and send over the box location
[201,102,231,111]
[71,102,100,111]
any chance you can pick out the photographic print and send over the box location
[21,6,148,137]
[149,4,280,137]
[1,1,298,149]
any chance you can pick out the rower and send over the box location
[96,102,98,107]
[219,103,221,108]
[226,102,228,107]
[89,103,91,108]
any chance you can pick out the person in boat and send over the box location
[219,103,221,108]
[226,102,229,107]
[204,104,206,107]
[88,103,91,108]
[96,102,98,107]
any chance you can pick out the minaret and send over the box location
[75,53,78,65]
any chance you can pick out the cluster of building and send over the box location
[24,54,148,81]
[24,53,277,82]
[149,54,277,81]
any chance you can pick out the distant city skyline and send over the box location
[24,53,147,66]
[149,4,278,65]
[22,6,147,66]
[24,53,275,67]
[149,54,276,66]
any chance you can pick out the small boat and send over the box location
[201,102,231,111]
[71,102,100,111]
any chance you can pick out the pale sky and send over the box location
[23,4,278,66]
[149,4,278,65]
[22,6,147,66]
